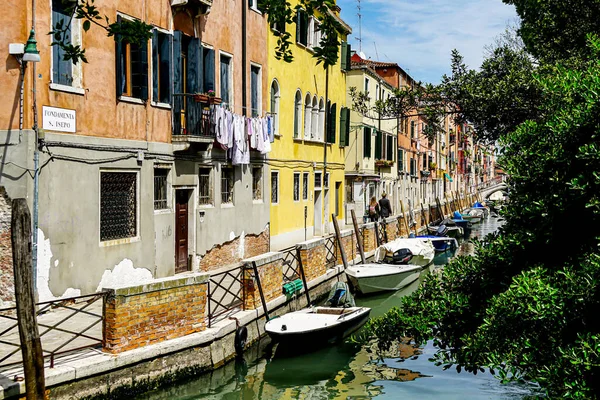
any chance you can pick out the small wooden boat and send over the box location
[265,283,370,349]
[417,235,458,252]
[373,238,436,267]
[427,219,464,238]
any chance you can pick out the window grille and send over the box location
[271,172,279,203]
[153,169,168,210]
[221,167,234,204]
[199,167,212,205]
[252,167,262,200]
[293,173,300,201]
[100,172,137,241]
[302,172,309,200]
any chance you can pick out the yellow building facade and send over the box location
[267,3,352,249]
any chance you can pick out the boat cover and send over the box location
[374,238,435,264]
[324,282,355,308]
[453,211,463,219]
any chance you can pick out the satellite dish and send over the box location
[358,51,367,60]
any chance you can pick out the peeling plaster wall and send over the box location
[0,188,14,304]
[96,259,153,292]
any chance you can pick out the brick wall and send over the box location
[385,218,399,242]
[199,225,270,272]
[242,252,283,310]
[298,238,326,282]
[336,230,356,266]
[362,223,376,253]
[103,274,208,354]
[397,215,409,237]
[0,188,14,303]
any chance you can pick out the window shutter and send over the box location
[152,29,159,102]
[204,48,215,92]
[139,40,149,100]
[115,15,124,98]
[302,12,309,45]
[159,32,172,103]
[130,39,149,100]
[398,149,404,172]
[52,0,72,86]
[339,107,347,146]
[187,38,202,94]
[375,130,382,159]
[363,127,371,158]
[296,11,302,43]
[387,135,393,160]
[173,31,183,95]
[327,103,337,143]
[346,43,352,71]
[344,108,350,145]
[340,41,348,71]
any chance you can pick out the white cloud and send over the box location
[338,0,518,83]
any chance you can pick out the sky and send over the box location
[336,0,519,83]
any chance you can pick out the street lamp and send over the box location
[23,29,41,63]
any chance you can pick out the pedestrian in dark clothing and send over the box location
[379,192,393,218]
[368,196,380,222]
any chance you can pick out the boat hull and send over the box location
[345,264,422,294]
[266,307,371,349]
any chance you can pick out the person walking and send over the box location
[368,196,380,222]
[379,192,393,219]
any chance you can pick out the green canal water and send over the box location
[136,217,540,399]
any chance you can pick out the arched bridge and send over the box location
[479,181,508,199]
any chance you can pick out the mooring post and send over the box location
[351,210,366,264]
[332,215,349,269]
[251,261,270,321]
[295,247,311,305]
[400,201,410,237]
[12,199,45,400]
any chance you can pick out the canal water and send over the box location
[136,216,539,399]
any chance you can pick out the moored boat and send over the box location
[345,263,422,294]
[265,282,370,350]
[373,237,436,267]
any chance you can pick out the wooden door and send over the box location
[175,191,189,273]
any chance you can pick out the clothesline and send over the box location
[218,102,272,117]
[211,105,274,166]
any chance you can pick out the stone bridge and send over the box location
[479,181,508,199]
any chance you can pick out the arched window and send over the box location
[294,90,302,139]
[304,93,312,139]
[318,98,325,142]
[311,95,318,139]
[270,80,280,136]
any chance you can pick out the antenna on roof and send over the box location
[355,0,362,53]
[374,42,379,60]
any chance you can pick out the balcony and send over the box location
[375,159,394,168]
[171,0,212,13]
[172,94,217,151]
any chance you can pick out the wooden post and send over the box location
[350,210,365,264]
[332,215,348,269]
[399,201,410,237]
[12,199,45,400]
[436,198,444,222]
[251,261,270,321]
[420,203,428,228]
[295,248,311,305]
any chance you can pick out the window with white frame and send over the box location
[220,53,233,107]
[294,90,302,139]
[198,166,213,205]
[293,172,300,201]
[271,171,279,203]
[51,0,82,88]
[100,171,137,242]
[324,172,330,189]
[252,166,262,201]
[311,95,318,139]
[364,77,369,94]
[318,98,325,141]
[250,64,261,117]
[221,166,234,204]
[153,168,169,210]
[303,172,309,200]
[151,28,172,105]
[315,171,322,189]
[304,93,312,139]
[270,80,280,135]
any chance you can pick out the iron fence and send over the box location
[323,235,338,268]
[280,246,302,282]
[0,292,107,369]
[172,94,215,138]
[207,264,245,327]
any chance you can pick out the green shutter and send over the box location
[341,41,348,71]
[398,149,404,172]
[339,107,350,147]
[327,103,337,143]
[115,15,124,98]
[387,135,393,160]
[363,127,371,158]
[152,30,159,102]
[375,130,382,159]
[204,48,215,92]
[346,43,352,70]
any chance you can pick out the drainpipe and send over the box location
[31,0,40,298]
[322,66,329,234]
[241,0,247,116]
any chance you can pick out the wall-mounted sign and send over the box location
[42,106,76,133]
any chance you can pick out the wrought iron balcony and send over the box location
[172,94,217,147]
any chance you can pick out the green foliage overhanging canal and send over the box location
[362,8,600,400]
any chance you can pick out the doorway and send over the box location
[175,190,191,273]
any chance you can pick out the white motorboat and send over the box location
[345,263,423,294]
[265,282,371,350]
[373,237,436,267]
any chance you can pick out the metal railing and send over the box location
[207,264,245,328]
[0,292,107,369]
[172,94,216,138]
[280,246,302,283]
[323,235,338,268]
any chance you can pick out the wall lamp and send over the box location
[9,29,41,64]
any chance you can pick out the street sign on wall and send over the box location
[42,106,76,133]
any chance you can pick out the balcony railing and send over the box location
[172,94,216,139]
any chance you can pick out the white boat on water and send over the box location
[345,263,423,294]
[265,282,371,351]
[373,238,436,267]
[345,238,435,294]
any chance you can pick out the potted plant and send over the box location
[429,162,437,171]
[193,93,209,103]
